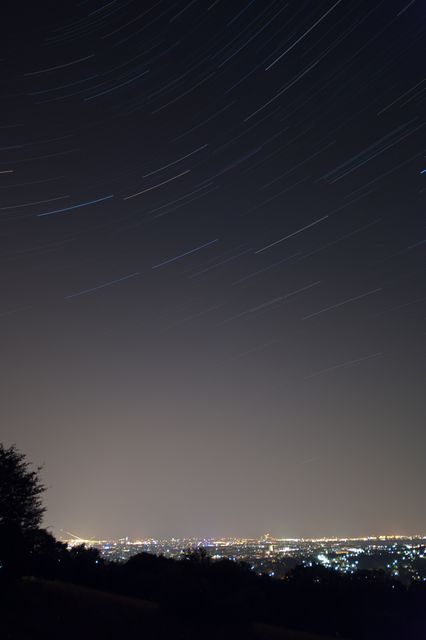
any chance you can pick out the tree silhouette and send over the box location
[184,546,210,563]
[0,443,46,578]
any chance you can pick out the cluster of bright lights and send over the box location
[59,532,426,581]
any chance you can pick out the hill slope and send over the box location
[1,578,336,640]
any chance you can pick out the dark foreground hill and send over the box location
[1,578,336,640]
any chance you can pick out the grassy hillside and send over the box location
[1,578,336,640]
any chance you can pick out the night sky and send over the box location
[1,1,425,540]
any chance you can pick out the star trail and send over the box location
[1,1,425,540]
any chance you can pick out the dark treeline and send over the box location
[1,443,426,639]
[7,533,425,639]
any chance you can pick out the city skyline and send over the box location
[60,530,426,585]
[60,532,426,545]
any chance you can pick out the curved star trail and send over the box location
[1,1,425,539]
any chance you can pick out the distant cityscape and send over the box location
[60,533,426,584]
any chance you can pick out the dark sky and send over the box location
[1,1,425,540]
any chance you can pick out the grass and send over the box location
[1,578,338,640]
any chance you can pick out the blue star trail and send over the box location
[64,272,140,299]
[151,239,219,269]
[1,0,425,540]
[37,195,114,217]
